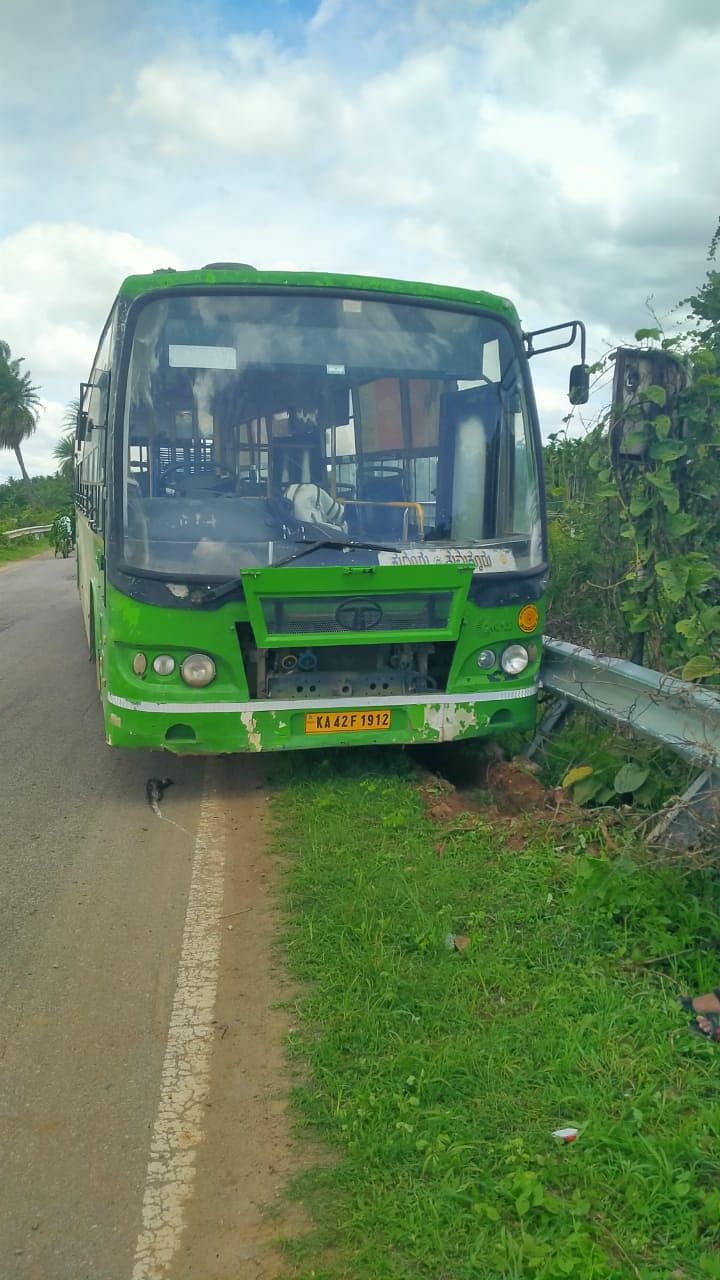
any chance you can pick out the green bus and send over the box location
[75,264,587,754]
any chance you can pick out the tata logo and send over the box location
[335,598,383,631]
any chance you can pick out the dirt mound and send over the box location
[418,757,581,859]
[485,759,553,814]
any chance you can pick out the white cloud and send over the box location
[0,223,178,477]
[2,0,720,477]
[122,1,720,339]
[130,35,336,159]
[309,0,344,29]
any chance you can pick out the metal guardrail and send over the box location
[540,638,720,848]
[1,525,51,540]
[541,639,720,770]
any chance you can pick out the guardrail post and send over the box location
[648,770,720,851]
[521,696,572,760]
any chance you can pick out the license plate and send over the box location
[305,709,392,734]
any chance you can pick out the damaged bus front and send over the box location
[74,266,587,753]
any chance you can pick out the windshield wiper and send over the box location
[272,535,397,568]
[198,537,397,606]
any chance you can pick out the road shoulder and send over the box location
[174,757,308,1279]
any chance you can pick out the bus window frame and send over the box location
[107,285,549,589]
[76,309,116,534]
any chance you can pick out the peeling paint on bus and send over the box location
[240,711,262,753]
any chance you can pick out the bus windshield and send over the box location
[121,292,542,577]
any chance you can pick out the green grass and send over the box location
[272,749,720,1279]
[0,536,51,566]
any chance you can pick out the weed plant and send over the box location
[534,707,696,813]
[274,749,720,1279]
[0,535,50,565]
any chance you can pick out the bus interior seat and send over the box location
[358,467,405,537]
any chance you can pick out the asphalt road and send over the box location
[0,554,296,1280]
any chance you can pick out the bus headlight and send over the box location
[501,644,529,675]
[180,653,216,688]
[153,654,176,676]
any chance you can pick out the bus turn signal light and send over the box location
[518,604,539,633]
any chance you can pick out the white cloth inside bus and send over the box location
[284,483,347,534]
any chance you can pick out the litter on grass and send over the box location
[444,932,471,952]
[552,1127,579,1142]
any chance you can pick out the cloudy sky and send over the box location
[1,0,719,479]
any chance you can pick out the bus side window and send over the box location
[77,315,114,531]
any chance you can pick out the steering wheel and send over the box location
[159,464,235,497]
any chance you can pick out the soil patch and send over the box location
[485,758,554,814]
[418,755,581,855]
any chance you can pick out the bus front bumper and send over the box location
[102,687,538,753]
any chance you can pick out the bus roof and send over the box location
[117,267,521,328]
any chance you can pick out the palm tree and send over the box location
[53,431,75,479]
[62,396,80,432]
[0,340,40,498]
[53,397,80,479]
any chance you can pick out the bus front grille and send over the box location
[258,592,454,637]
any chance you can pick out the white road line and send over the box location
[131,771,225,1280]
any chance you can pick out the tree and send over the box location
[62,396,80,432]
[0,340,41,498]
[681,214,720,356]
[684,270,720,357]
[545,220,720,680]
[53,398,79,480]
[53,432,75,480]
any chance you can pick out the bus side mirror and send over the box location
[78,380,95,440]
[523,321,589,405]
[569,364,590,405]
